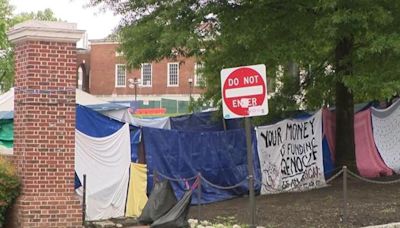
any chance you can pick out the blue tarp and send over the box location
[143,127,261,204]
[170,111,242,131]
[74,105,140,188]
[322,137,335,178]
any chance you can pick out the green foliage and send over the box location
[0,0,13,92]
[11,8,59,26]
[0,4,59,92]
[90,0,400,105]
[0,157,20,227]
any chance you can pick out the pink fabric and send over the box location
[322,108,336,162]
[354,109,393,177]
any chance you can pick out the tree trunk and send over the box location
[334,36,355,168]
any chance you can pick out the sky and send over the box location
[9,0,121,42]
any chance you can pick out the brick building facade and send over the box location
[77,39,204,102]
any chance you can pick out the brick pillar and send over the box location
[7,20,84,228]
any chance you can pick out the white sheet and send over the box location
[371,99,400,173]
[75,123,131,220]
[256,110,325,194]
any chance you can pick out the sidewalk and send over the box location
[364,223,400,228]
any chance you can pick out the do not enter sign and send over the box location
[221,64,268,119]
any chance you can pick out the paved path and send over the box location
[363,223,400,228]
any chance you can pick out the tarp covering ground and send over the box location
[143,127,261,204]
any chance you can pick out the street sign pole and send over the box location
[220,64,268,228]
[244,117,256,228]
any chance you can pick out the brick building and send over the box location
[77,39,205,107]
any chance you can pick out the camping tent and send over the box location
[0,88,127,118]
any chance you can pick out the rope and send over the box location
[156,172,198,182]
[347,169,400,184]
[199,174,248,190]
[326,169,344,184]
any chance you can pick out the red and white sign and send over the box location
[221,64,268,119]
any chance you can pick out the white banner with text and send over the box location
[256,110,325,194]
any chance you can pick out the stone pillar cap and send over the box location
[7,20,85,43]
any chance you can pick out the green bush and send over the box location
[0,157,20,227]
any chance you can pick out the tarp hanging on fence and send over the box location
[256,110,326,194]
[170,111,242,131]
[354,109,393,177]
[143,127,261,204]
[371,99,400,173]
[126,163,148,217]
[75,123,131,220]
[0,119,13,155]
[76,105,140,162]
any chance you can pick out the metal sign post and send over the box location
[220,64,268,227]
[245,117,256,228]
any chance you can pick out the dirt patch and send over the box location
[189,176,400,227]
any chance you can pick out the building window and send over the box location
[115,64,126,87]
[194,63,204,86]
[168,62,179,86]
[115,50,124,57]
[77,66,83,89]
[141,63,152,87]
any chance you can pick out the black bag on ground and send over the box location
[138,180,178,225]
[150,190,192,228]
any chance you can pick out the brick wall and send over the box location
[89,42,204,96]
[13,40,81,227]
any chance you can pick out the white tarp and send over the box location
[75,123,131,220]
[0,88,14,112]
[75,88,110,106]
[0,88,110,109]
[371,99,400,173]
[103,108,171,129]
[256,110,325,194]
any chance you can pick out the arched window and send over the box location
[78,66,83,89]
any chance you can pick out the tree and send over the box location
[0,6,59,92]
[0,0,13,91]
[11,8,59,25]
[91,0,400,166]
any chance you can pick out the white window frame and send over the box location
[115,64,126,87]
[141,63,152,87]
[194,63,204,87]
[167,62,179,87]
